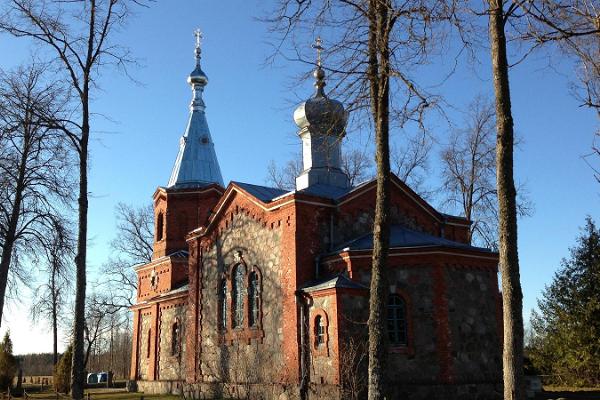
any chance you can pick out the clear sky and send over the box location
[0,1,598,355]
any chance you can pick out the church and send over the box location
[129,34,503,400]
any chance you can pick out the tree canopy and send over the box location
[528,217,600,386]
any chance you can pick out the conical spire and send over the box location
[167,30,224,189]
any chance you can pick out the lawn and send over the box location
[534,387,600,399]
[20,386,181,400]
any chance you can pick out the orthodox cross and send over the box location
[312,36,324,67]
[194,28,203,63]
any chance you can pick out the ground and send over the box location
[534,387,600,400]
[20,385,180,399]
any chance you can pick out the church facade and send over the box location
[129,35,503,400]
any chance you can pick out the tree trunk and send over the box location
[367,1,392,399]
[52,265,58,366]
[71,103,89,400]
[0,124,31,326]
[488,1,525,399]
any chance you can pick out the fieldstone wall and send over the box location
[386,265,441,382]
[446,267,502,382]
[308,295,339,385]
[198,211,285,385]
[158,303,188,380]
[138,312,152,380]
[334,203,428,247]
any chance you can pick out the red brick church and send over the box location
[129,34,503,400]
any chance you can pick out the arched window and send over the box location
[171,321,180,356]
[156,212,164,241]
[315,316,325,347]
[146,329,151,358]
[387,294,408,346]
[248,271,260,327]
[220,279,228,330]
[232,265,245,328]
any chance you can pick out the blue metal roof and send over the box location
[333,224,491,253]
[233,182,289,202]
[301,274,368,293]
[167,36,224,189]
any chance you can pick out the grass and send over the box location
[534,386,600,400]
[20,385,181,400]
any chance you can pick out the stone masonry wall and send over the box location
[386,265,441,383]
[199,211,284,385]
[446,267,502,383]
[308,294,339,386]
[138,311,152,380]
[158,303,188,380]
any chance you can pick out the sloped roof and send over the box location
[301,274,368,293]
[334,224,491,253]
[297,183,355,200]
[233,182,289,202]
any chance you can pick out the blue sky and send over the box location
[0,1,598,354]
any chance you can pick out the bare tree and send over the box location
[0,1,146,396]
[31,218,74,366]
[391,130,433,198]
[339,337,368,400]
[520,0,599,115]
[342,148,375,186]
[0,63,72,325]
[440,97,498,247]
[266,147,373,190]
[100,203,153,309]
[266,157,303,191]
[488,0,526,397]
[267,0,457,397]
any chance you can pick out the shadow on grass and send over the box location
[535,390,600,399]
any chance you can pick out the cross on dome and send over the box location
[312,36,324,67]
[311,37,326,96]
[194,28,203,65]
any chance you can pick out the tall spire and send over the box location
[293,37,350,191]
[167,30,224,189]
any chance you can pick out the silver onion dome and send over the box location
[293,45,347,137]
[188,64,208,86]
[188,29,208,86]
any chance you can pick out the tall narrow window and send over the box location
[248,271,260,327]
[156,212,164,241]
[315,316,325,347]
[387,294,408,346]
[171,322,180,356]
[232,265,245,328]
[220,279,228,331]
[146,329,151,358]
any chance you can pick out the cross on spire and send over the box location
[312,36,324,67]
[194,28,203,65]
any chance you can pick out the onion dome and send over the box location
[293,38,350,191]
[188,30,208,86]
[293,38,348,137]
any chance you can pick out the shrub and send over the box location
[53,345,72,393]
[0,331,17,390]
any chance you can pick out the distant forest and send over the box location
[17,353,56,376]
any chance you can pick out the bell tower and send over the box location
[152,30,224,259]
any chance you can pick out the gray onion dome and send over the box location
[293,65,348,137]
[188,65,208,86]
